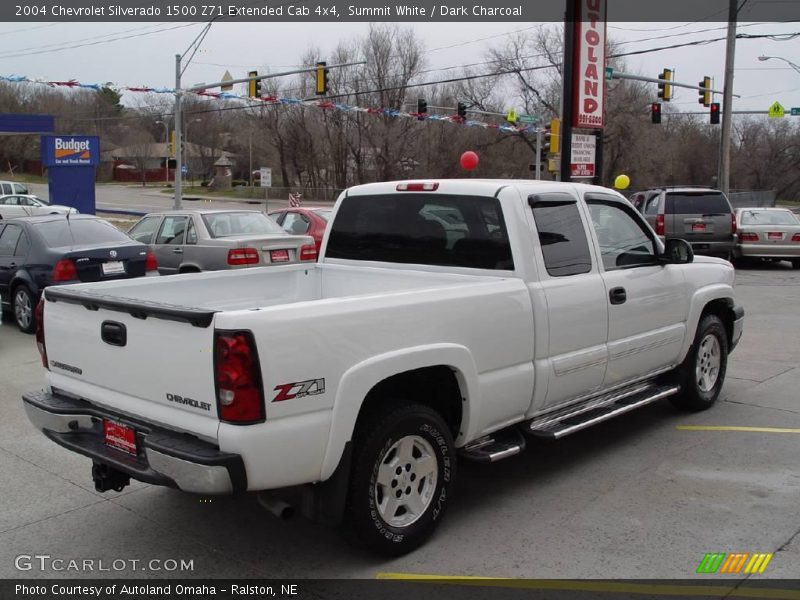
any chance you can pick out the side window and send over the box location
[155,216,188,245]
[15,232,29,256]
[530,196,592,277]
[0,224,23,256]
[644,195,660,215]
[0,184,11,195]
[271,211,286,225]
[588,201,657,270]
[282,212,310,235]
[185,218,197,245]
[128,216,161,244]
[13,183,28,194]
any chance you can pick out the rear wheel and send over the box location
[670,314,728,411]
[347,403,456,556]
[13,285,36,333]
[792,259,800,270]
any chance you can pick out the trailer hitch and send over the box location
[92,462,130,493]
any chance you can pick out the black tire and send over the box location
[792,259,800,270]
[12,284,36,333]
[670,314,728,411]
[347,403,456,556]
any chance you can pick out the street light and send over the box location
[758,55,800,75]
[155,120,169,185]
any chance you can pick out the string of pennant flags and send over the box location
[0,73,538,135]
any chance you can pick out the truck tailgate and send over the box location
[43,292,219,441]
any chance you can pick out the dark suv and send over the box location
[634,187,737,259]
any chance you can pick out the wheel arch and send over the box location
[319,344,479,481]
[679,285,737,362]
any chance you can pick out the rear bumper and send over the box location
[22,389,246,494]
[731,304,744,352]
[736,244,800,259]
[689,239,736,255]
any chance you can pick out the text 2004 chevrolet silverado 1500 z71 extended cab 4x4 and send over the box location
[23,180,744,555]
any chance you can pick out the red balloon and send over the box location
[460,151,479,171]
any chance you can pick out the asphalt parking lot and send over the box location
[1,262,799,581]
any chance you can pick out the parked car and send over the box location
[0,181,29,195]
[734,207,800,268]
[268,206,332,254]
[127,209,316,275]
[635,187,736,259]
[24,179,742,555]
[0,194,78,219]
[0,215,157,332]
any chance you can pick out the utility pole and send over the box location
[559,0,576,183]
[174,54,182,210]
[719,0,738,195]
[535,129,542,180]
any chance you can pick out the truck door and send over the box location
[584,194,689,387]
[527,193,609,409]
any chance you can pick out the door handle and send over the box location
[609,287,627,305]
[172,248,184,254]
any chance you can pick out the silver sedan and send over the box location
[734,207,800,268]
[127,209,316,275]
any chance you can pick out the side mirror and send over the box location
[662,238,693,264]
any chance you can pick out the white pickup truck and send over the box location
[23,179,743,555]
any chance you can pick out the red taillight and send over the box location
[731,213,737,235]
[35,299,47,369]
[300,244,318,261]
[52,259,78,282]
[145,251,158,272]
[655,214,665,236]
[214,331,265,424]
[792,233,800,242]
[396,182,439,192]
[739,232,759,242]
[227,248,259,266]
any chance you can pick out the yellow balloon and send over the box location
[614,174,630,190]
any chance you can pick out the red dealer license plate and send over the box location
[270,249,290,262]
[768,232,783,241]
[103,419,137,455]
[692,223,707,232]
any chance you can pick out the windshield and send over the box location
[202,212,286,237]
[35,218,132,248]
[739,210,798,226]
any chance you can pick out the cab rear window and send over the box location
[326,193,514,270]
[665,193,731,215]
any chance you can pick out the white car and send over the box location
[0,194,78,219]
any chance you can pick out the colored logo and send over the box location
[696,552,773,574]
[54,138,92,162]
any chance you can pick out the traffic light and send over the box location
[315,61,329,96]
[417,98,427,114]
[710,102,720,125]
[248,70,258,98]
[698,76,711,107]
[657,69,673,102]
[457,102,467,119]
[651,102,662,124]
[549,118,561,154]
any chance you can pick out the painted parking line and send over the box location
[677,425,800,434]
[375,574,800,599]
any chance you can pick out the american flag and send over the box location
[288,192,302,207]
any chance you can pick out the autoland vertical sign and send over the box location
[572,0,608,130]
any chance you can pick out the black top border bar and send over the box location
[3,0,800,22]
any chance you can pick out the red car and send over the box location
[268,207,332,255]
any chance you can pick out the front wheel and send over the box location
[670,314,728,411]
[348,403,456,556]
[13,285,36,333]
[791,259,800,270]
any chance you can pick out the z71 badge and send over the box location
[273,378,325,402]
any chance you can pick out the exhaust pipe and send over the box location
[257,493,295,520]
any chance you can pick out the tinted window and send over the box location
[35,219,131,248]
[0,224,22,256]
[0,184,11,195]
[326,194,514,270]
[739,210,798,226]
[666,192,731,215]
[155,216,188,245]
[588,201,656,270]
[128,216,162,244]
[530,197,592,277]
[203,212,285,237]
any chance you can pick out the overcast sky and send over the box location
[0,21,798,114]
